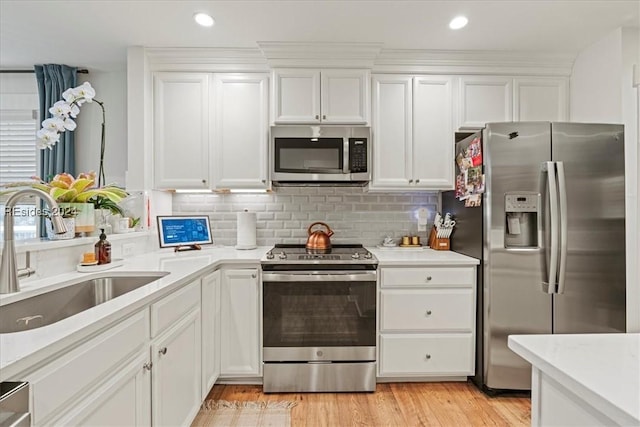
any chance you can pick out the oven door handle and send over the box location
[262,271,377,282]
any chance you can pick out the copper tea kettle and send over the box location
[305,222,334,250]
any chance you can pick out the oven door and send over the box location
[262,270,376,362]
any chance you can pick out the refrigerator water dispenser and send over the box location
[504,193,539,248]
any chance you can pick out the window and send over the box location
[0,109,39,241]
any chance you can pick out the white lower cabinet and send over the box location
[25,279,205,427]
[378,266,476,379]
[201,270,221,399]
[220,268,261,377]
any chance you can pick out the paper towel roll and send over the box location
[236,210,257,250]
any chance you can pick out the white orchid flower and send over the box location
[69,104,80,118]
[62,87,77,103]
[75,82,96,103]
[41,117,65,132]
[63,117,77,131]
[36,129,60,149]
[49,100,71,118]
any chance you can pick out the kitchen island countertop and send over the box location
[509,333,640,426]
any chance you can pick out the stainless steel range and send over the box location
[261,244,377,393]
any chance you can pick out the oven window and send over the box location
[263,280,376,347]
[274,137,343,173]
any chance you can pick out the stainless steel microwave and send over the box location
[270,126,370,185]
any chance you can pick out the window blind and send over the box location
[0,109,37,186]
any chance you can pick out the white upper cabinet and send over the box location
[458,76,513,128]
[371,75,455,191]
[514,77,568,121]
[371,75,413,189]
[212,74,269,190]
[272,68,369,124]
[459,76,569,128]
[413,76,455,189]
[153,72,210,189]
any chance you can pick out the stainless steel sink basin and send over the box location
[0,273,168,333]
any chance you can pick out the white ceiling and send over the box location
[1,0,638,71]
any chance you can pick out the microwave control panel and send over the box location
[349,138,368,172]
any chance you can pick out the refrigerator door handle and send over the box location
[542,161,559,294]
[556,161,568,294]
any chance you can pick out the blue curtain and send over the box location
[34,64,77,180]
[34,64,77,236]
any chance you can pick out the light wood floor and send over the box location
[205,382,531,426]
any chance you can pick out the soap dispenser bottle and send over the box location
[95,228,111,265]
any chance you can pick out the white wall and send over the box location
[76,70,128,187]
[570,26,640,332]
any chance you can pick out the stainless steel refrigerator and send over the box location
[443,122,626,392]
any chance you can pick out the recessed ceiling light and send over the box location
[449,16,468,30]
[194,12,214,27]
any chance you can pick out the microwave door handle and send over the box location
[343,138,350,174]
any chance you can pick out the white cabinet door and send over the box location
[514,77,568,121]
[413,76,455,189]
[321,69,369,124]
[272,69,320,123]
[152,307,202,427]
[371,75,413,189]
[220,268,261,377]
[55,352,151,427]
[153,72,210,189]
[459,76,513,128]
[213,74,269,189]
[201,270,221,399]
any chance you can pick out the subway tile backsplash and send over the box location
[172,187,439,246]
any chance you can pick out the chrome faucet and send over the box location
[0,188,67,293]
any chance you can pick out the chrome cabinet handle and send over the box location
[159,347,167,355]
[143,362,153,371]
[425,310,432,316]
[425,354,431,360]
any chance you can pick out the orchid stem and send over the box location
[94,99,106,188]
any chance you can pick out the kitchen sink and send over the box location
[0,273,168,333]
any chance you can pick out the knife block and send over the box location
[428,227,450,251]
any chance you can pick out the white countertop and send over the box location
[367,247,479,265]
[508,333,640,426]
[0,245,478,380]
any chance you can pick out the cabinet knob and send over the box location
[143,362,153,371]
[202,179,207,184]
[415,179,420,184]
[409,179,414,183]
[159,347,167,355]
[426,310,432,316]
[426,276,432,281]
[425,354,431,360]
[315,115,319,120]
[261,179,266,184]
[322,115,326,120]
[251,273,257,279]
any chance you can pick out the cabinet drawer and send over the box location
[380,289,474,331]
[151,280,200,337]
[381,267,474,288]
[27,310,149,425]
[379,333,474,376]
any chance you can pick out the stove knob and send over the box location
[351,252,360,259]
[278,251,287,260]
[266,251,274,260]
[364,252,373,259]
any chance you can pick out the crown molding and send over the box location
[257,42,384,68]
[373,49,577,76]
[145,47,269,72]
